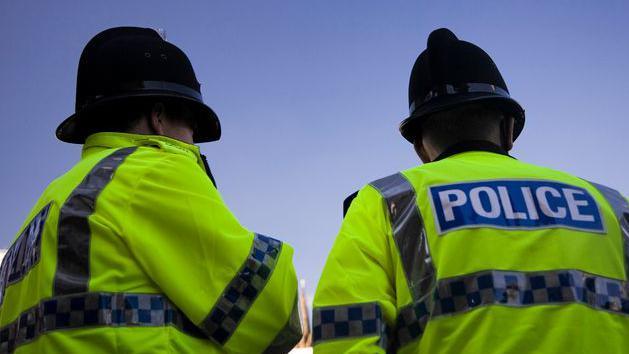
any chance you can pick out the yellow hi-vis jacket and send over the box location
[314,147,629,353]
[0,132,301,354]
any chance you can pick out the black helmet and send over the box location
[399,28,525,143]
[56,26,221,144]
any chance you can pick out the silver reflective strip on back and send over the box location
[54,147,137,295]
[370,173,435,303]
[0,292,204,353]
[262,292,302,354]
[589,182,629,276]
[201,234,282,346]
[312,302,387,348]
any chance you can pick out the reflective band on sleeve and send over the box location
[262,292,303,354]
[0,292,203,353]
[589,182,629,276]
[201,234,282,345]
[54,147,137,295]
[395,300,430,348]
[370,173,436,304]
[433,269,629,317]
[312,302,387,348]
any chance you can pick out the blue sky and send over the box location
[1,1,628,293]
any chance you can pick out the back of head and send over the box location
[400,28,525,146]
[86,96,196,135]
[420,102,505,151]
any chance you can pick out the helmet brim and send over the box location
[56,93,221,144]
[399,93,525,143]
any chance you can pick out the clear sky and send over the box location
[1,1,628,296]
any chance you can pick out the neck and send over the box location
[433,140,510,162]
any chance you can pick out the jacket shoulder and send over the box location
[368,170,420,198]
[343,170,420,217]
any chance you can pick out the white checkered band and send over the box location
[394,301,429,348]
[0,292,203,353]
[313,302,387,348]
[433,269,629,316]
[201,234,282,345]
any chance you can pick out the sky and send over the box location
[1,1,628,297]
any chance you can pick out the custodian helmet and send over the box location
[56,26,221,144]
[399,28,525,143]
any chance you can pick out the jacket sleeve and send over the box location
[122,153,301,353]
[313,185,398,353]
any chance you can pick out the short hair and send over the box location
[419,102,505,149]
[88,97,195,134]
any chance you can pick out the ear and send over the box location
[149,102,166,135]
[413,138,431,163]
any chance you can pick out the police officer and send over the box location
[313,28,629,353]
[0,27,301,353]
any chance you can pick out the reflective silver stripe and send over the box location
[263,293,302,354]
[370,173,435,303]
[0,292,203,353]
[589,182,629,276]
[370,173,436,350]
[433,269,629,317]
[54,147,137,295]
[201,234,282,345]
[312,302,387,348]
[0,204,51,305]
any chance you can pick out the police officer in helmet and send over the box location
[314,28,629,353]
[0,27,301,353]
[400,28,523,164]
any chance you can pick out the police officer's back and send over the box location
[314,29,629,353]
[0,27,301,353]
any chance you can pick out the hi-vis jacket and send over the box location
[0,132,301,354]
[313,145,629,353]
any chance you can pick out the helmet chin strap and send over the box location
[500,116,512,152]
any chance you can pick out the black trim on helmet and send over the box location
[57,80,221,144]
[399,87,525,144]
[80,81,204,110]
[409,83,511,116]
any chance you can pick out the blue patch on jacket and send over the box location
[429,180,604,234]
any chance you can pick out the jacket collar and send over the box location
[433,140,511,162]
[82,132,204,166]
